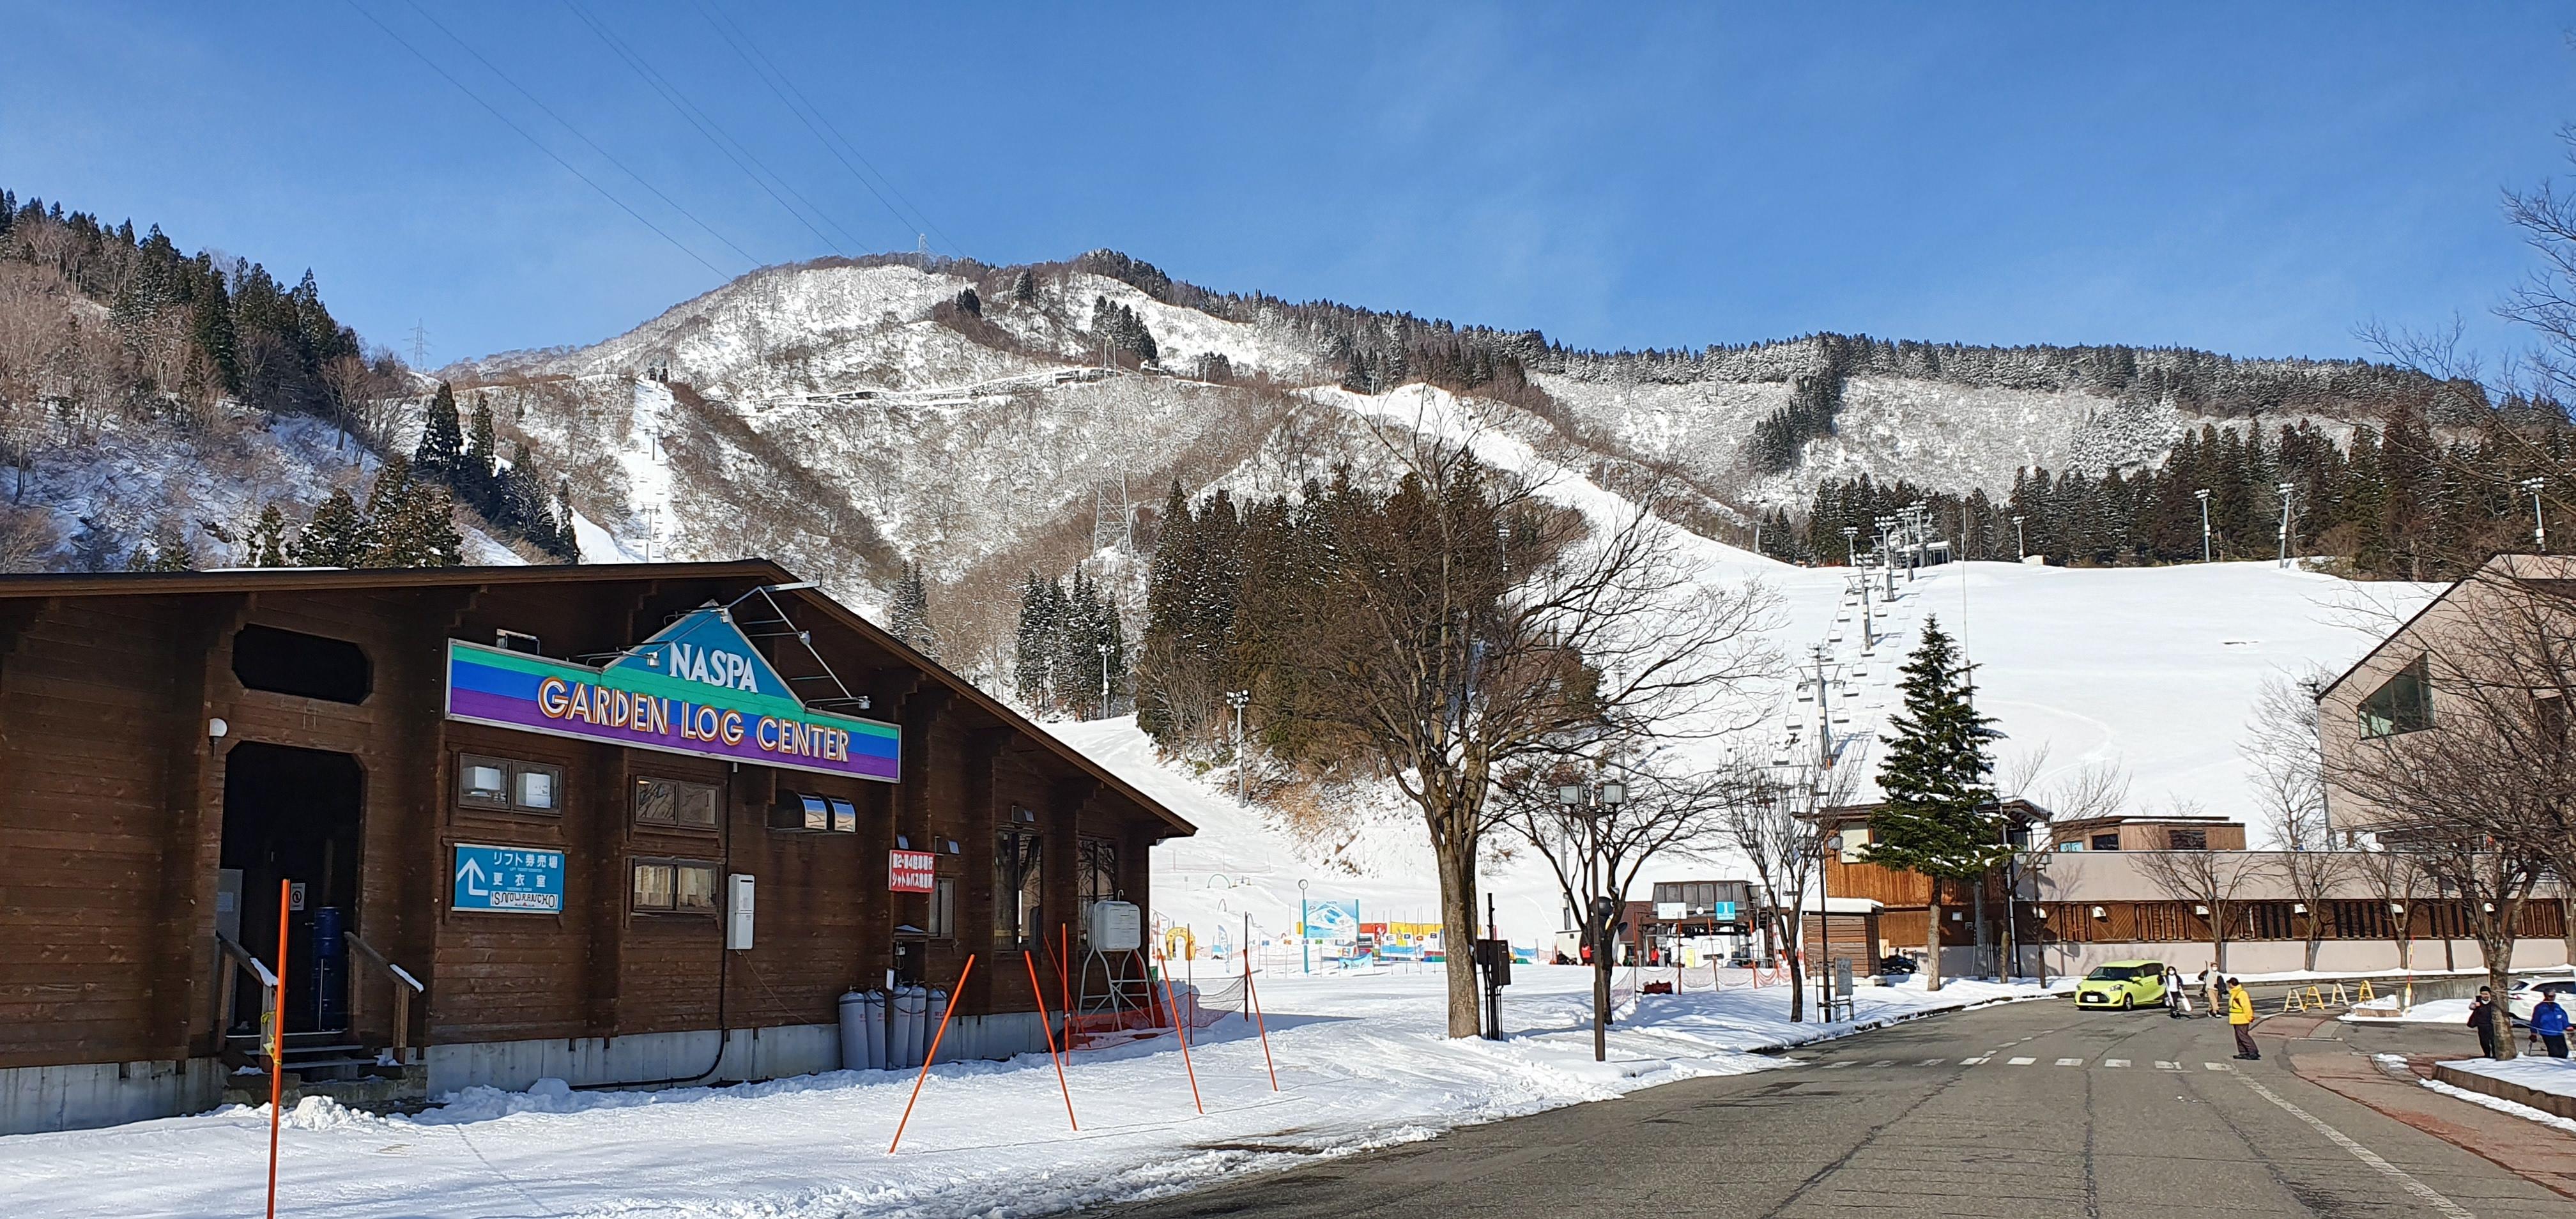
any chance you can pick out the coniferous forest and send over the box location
[1782,411,2573,581]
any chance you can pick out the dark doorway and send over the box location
[220,742,364,1035]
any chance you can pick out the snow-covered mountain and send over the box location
[431,252,2434,672]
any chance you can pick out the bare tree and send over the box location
[1992,753,2130,981]
[2325,559,2574,1059]
[2345,831,2428,976]
[1498,749,1729,1058]
[2244,671,2354,970]
[2132,804,2269,975]
[1277,403,1779,1035]
[1713,746,1861,1021]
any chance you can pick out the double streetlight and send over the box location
[2276,482,2297,569]
[1226,689,1250,803]
[2521,477,2549,553]
[2010,514,2025,562]
[2195,489,2211,562]
[1556,779,1628,965]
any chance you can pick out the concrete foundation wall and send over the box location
[424,1013,1052,1097]
[2018,938,2570,979]
[0,1058,226,1136]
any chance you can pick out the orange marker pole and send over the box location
[1157,951,1203,1114]
[887,954,975,1154]
[1244,958,1278,1091]
[1025,951,1077,1130]
[266,878,291,1219]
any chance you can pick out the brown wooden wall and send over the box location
[0,573,1184,1072]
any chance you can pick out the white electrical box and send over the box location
[1088,900,1141,953]
[726,874,755,950]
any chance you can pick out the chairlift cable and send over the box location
[399,0,763,270]
[562,0,861,257]
[341,0,729,278]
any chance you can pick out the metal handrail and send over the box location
[345,931,422,1062]
[213,933,277,1062]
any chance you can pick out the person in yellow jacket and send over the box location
[2227,977,2259,1061]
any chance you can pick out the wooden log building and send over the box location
[0,561,1193,1134]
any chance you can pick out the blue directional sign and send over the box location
[1712,901,1738,921]
[452,843,566,913]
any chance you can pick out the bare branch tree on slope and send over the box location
[1277,404,1778,1036]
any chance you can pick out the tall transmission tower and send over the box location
[408,320,431,370]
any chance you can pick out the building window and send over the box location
[632,859,719,913]
[2166,828,2208,851]
[233,625,371,704]
[2248,903,2294,940]
[929,877,956,938]
[2135,903,2188,942]
[635,776,719,828]
[2090,832,2121,851]
[459,756,510,808]
[459,755,561,813]
[2358,657,2434,739]
[995,828,1043,947]
[1079,837,1119,942]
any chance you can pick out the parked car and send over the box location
[2507,976,2576,1025]
[1878,954,1918,975]
[2073,960,2170,1010]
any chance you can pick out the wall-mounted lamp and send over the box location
[208,717,229,740]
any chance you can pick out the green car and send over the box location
[2073,960,2170,1010]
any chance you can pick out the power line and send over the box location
[561,0,862,257]
[399,0,760,270]
[340,0,729,278]
[692,1,964,257]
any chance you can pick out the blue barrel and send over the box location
[312,906,348,1031]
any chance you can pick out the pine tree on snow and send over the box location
[247,503,288,567]
[414,382,464,484]
[1867,617,2006,990]
[292,487,369,567]
[889,562,935,657]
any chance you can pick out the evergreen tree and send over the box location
[1867,617,2005,991]
[413,382,464,484]
[292,487,369,567]
[125,520,195,571]
[463,394,499,514]
[1015,571,1056,710]
[247,503,288,567]
[889,562,935,657]
[1009,268,1037,305]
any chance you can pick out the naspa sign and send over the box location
[445,605,900,781]
[453,844,565,913]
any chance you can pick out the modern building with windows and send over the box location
[0,561,1192,1134]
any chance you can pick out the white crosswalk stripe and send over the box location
[2008,1056,2037,1065]
[2156,1061,2181,1070]
[1961,1056,1990,1065]
[2055,1057,2085,1066]
[2204,1062,2231,1071]
[1821,1061,1852,1070]
[2104,1059,2130,1068]
[1919,1059,1945,1066]
[1867,1060,1895,1068]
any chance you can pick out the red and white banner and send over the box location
[889,849,936,893]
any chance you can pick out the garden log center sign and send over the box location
[445,606,901,781]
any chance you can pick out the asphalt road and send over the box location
[1092,1002,2569,1219]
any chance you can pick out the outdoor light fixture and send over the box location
[208,717,228,739]
[1557,784,1583,806]
[1600,781,1626,806]
[2090,906,2107,919]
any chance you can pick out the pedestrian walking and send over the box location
[2227,977,2258,1060]
[2467,987,2499,1059]
[2165,965,2192,1018]
[2202,969,2223,1020]
[2531,990,2569,1059]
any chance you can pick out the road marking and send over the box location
[1918,1058,1945,1066]
[2008,1057,2036,1065]
[1821,1061,1851,1070]
[2104,1059,2130,1068]
[2236,1075,2476,1219]
[1867,1060,1895,1068]
[2204,1062,2230,1071]
[2156,1061,2181,1070]
[2055,1057,2085,1066]
[1960,1056,1989,1065]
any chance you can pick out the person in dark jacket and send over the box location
[2533,991,2571,1059]
[2468,987,2499,1058]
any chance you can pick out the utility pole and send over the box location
[1841,525,1858,568]
[2011,514,2025,562]
[1300,879,1310,975]
[2522,477,2549,553]
[2276,482,2296,569]
[1097,642,1112,719]
[1857,574,1874,651]
[1227,689,1250,803]
[2195,489,2212,562]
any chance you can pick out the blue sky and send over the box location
[4,3,2570,367]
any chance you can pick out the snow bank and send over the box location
[2441,1054,2576,1102]
[0,966,2041,1219]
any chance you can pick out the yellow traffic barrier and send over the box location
[2356,979,2375,1003]
[2280,988,2306,1013]
[2326,982,2349,1007]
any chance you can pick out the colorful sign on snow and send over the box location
[1303,899,1360,941]
[445,606,900,781]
